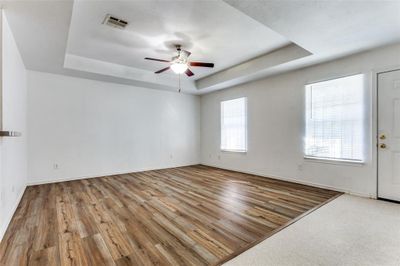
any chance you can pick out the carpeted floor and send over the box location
[224,194,400,266]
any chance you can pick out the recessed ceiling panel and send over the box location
[66,0,291,80]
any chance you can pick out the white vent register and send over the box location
[103,14,128,29]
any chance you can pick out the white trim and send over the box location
[221,149,247,153]
[201,163,375,199]
[27,163,198,186]
[304,156,365,166]
[0,185,26,243]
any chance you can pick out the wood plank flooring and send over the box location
[0,165,341,266]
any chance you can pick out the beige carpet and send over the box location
[224,194,400,266]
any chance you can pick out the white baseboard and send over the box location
[27,163,200,186]
[201,163,374,199]
[0,185,26,243]
[29,162,373,199]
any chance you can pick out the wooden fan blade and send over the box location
[189,62,214,68]
[145,57,170,63]
[155,67,170,74]
[185,68,194,77]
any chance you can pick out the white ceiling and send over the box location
[224,0,400,56]
[198,0,400,92]
[2,0,400,94]
[66,0,289,79]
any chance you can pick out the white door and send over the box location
[378,69,400,201]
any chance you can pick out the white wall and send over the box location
[201,43,400,198]
[27,71,200,184]
[0,12,28,240]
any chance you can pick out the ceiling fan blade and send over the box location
[185,68,194,77]
[189,62,214,68]
[155,67,170,74]
[145,57,170,63]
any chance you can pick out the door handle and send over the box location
[379,134,386,140]
[380,143,387,149]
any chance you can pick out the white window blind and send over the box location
[305,74,365,162]
[221,97,247,152]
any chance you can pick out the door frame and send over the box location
[374,66,400,200]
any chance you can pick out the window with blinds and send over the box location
[221,97,247,152]
[305,74,365,162]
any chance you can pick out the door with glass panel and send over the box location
[378,69,400,201]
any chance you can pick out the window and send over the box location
[305,74,365,162]
[221,97,247,152]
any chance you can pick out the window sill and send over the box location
[304,156,365,166]
[221,149,247,153]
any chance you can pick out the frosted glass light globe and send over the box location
[171,63,188,74]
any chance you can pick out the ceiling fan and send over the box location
[144,45,214,77]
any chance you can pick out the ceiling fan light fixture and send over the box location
[170,62,188,74]
[145,45,214,77]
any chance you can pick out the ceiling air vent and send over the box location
[103,14,128,29]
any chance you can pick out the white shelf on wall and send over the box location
[0,131,21,137]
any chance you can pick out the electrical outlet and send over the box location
[53,163,59,170]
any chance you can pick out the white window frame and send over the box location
[220,97,248,153]
[304,74,366,163]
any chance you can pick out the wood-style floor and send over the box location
[0,165,340,266]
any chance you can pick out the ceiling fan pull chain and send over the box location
[178,74,181,93]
